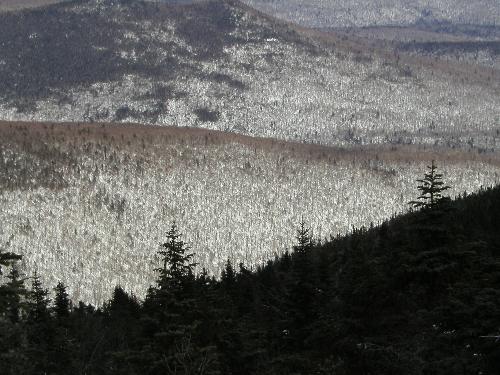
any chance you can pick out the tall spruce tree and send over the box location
[0,247,22,314]
[53,282,70,319]
[142,223,221,375]
[4,266,27,323]
[0,249,27,375]
[288,221,316,357]
[409,160,450,209]
[27,271,50,322]
[155,222,197,289]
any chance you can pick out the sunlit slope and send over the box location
[1,122,499,303]
[0,0,66,12]
[241,0,500,28]
[0,0,498,150]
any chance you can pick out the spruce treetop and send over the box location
[409,160,450,210]
[156,222,197,289]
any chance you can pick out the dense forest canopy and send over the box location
[1,165,500,374]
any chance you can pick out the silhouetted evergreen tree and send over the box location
[27,271,50,323]
[53,281,70,319]
[3,265,27,323]
[409,160,450,209]
[142,223,220,375]
[0,249,27,375]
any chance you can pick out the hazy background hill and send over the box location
[241,0,500,28]
[242,0,500,71]
[0,0,498,151]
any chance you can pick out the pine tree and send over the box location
[4,266,27,323]
[0,255,28,375]
[0,247,23,314]
[155,222,197,289]
[0,249,22,276]
[288,221,316,354]
[142,223,221,375]
[53,282,70,319]
[24,272,56,374]
[27,271,50,322]
[221,259,236,292]
[409,160,450,209]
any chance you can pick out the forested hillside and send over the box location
[0,0,498,150]
[2,121,499,303]
[242,0,500,28]
[1,173,499,374]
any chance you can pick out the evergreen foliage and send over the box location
[53,282,70,319]
[409,160,450,209]
[1,182,500,374]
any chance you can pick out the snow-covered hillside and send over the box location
[241,0,500,28]
[0,0,498,151]
[1,122,499,303]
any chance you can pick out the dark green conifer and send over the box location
[4,266,27,323]
[156,222,197,289]
[144,223,221,375]
[27,271,50,322]
[53,281,70,319]
[409,160,450,209]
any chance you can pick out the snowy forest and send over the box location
[1,166,500,374]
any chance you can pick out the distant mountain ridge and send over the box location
[241,0,500,28]
[0,0,498,152]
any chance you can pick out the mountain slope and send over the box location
[1,168,499,375]
[0,0,498,151]
[1,121,499,303]
[241,0,500,28]
[0,0,66,12]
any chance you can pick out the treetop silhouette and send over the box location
[409,160,450,209]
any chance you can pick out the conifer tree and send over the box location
[144,223,221,375]
[4,266,27,323]
[0,247,22,312]
[409,160,450,209]
[0,249,22,275]
[221,259,236,292]
[27,271,50,322]
[0,249,27,374]
[288,221,316,353]
[156,222,197,289]
[53,282,70,319]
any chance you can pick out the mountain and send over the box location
[0,0,499,302]
[0,0,498,151]
[242,0,500,73]
[241,0,500,28]
[0,0,65,12]
[1,121,499,303]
